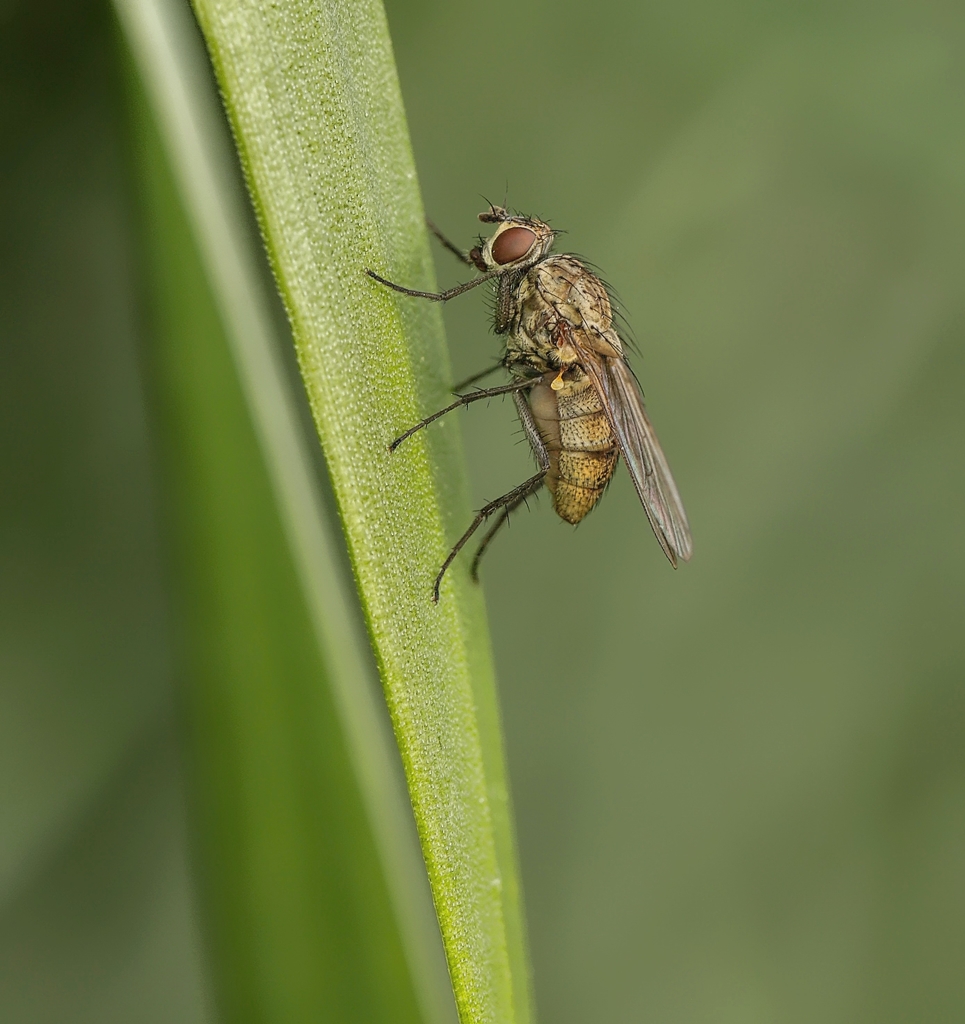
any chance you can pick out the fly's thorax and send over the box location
[503,288,555,374]
[512,257,624,364]
[530,257,613,332]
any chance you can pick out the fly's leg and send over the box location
[469,486,541,582]
[366,267,500,303]
[433,471,546,603]
[390,378,538,452]
[367,213,505,300]
[426,218,474,266]
[452,362,505,392]
[434,390,551,602]
[469,390,552,580]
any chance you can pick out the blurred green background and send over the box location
[2,0,963,1021]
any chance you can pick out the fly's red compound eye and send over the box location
[491,226,537,265]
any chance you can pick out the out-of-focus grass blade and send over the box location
[115,0,456,1020]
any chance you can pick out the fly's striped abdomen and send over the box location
[529,375,618,525]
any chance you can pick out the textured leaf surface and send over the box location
[187,2,532,1022]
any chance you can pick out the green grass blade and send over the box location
[115,0,457,1021]
[174,0,533,1021]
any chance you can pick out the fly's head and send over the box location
[468,206,555,274]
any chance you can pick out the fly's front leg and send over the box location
[366,267,501,303]
[434,390,551,601]
[426,218,474,266]
[389,378,538,452]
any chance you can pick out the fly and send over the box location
[368,205,693,602]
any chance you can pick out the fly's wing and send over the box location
[573,336,693,566]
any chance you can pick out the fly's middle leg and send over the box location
[389,377,538,451]
[451,362,505,392]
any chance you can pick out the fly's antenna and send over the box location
[478,195,507,223]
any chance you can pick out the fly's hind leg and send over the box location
[469,485,541,582]
[471,387,550,581]
[433,470,546,603]
[433,390,551,602]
